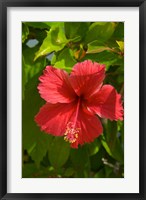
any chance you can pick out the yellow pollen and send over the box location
[64,122,80,144]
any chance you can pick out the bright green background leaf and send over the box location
[34,26,68,61]
[85,22,116,44]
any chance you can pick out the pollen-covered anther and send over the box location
[64,122,80,143]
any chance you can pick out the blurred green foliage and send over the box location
[22,22,124,178]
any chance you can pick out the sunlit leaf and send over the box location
[87,40,109,54]
[85,22,116,44]
[34,26,68,61]
[53,48,76,72]
[116,41,124,52]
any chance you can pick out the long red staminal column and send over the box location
[64,98,81,144]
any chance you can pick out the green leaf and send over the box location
[22,45,46,84]
[94,168,105,178]
[22,23,29,43]
[22,164,38,178]
[105,121,118,143]
[106,121,124,163]
[87,40,110,54]
[31,28,47,45]
[25,22,50,29]
[53,48,76,72]
[112,22,124,41]
[116,41,124,52]
[54,60,73,73]
[90,146,105,171]
[45,22,64,29]
[85,22,116,44]
[82,51,122,69]
[22,163,55,178]
[104,63,124,90]
[22,56,26,100]
[120,122,124,147]
[23,44,46,100]
[34,26,68,61]
[102,121,124,163]
[64,22,89,41]
[71,146,89,169]
[101,134,112,156]
[22,74,53,166]
[64,168,75,177]
[88,138,101,156]
[104,165,113,178]
[48,137,70,169]
[70,146,90,177]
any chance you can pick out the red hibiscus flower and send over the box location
[35,60,123,148]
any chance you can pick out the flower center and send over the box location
[64,99,81,144]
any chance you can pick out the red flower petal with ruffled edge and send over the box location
[35,102,77,136]
[85,85,123,121]
[69,60,105,98]
[38,66,76,103]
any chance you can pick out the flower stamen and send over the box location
[64,122,80,143]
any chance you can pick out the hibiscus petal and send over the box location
[86,85,124,121]
[70,106,103,148]
[38,66,76,103]
[69,60,105,98]
[35,102,76,136]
